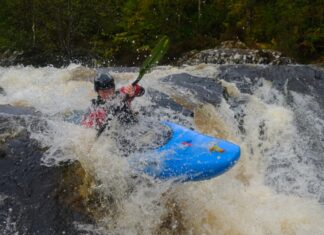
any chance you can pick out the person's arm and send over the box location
[120,84,145,97]
[119,84,145,103]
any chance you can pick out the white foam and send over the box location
[1,64,323,234]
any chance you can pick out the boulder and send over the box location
[0,105,96,234]
[177,44,294,65]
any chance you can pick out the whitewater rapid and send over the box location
[0,64,323,235]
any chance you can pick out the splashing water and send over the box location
[0,64,323,234]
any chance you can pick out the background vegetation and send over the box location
[0,0,323,65]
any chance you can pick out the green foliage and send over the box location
[0,0,322,64]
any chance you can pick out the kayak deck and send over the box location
[142,121,240,182]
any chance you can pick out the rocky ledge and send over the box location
[177,41,294,65]
[0,105,96,234]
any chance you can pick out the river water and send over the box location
[0,64,323,235]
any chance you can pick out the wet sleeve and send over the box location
[134,84,145,97]
[119,84,145,98]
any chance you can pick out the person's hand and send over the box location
[123,84,135,97]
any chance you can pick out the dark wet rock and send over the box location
[0,47,100,68]
[0,87,5,96]
[0,146,6,158]
[57,161,106,220]
[161,73,223,106]
[0,104,38,116]
[218,65,324,109]
[178,48,294,65]
[0,107,95,234]
[146,88,194,118]
[13,49,70,67]
[0,50,23,67]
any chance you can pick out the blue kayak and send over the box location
[64,111,240,182]
[137,121,240,182]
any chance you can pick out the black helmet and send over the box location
[94,73,115,92]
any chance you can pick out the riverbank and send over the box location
[1,40,322,68]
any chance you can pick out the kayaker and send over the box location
[81,72,145,130]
